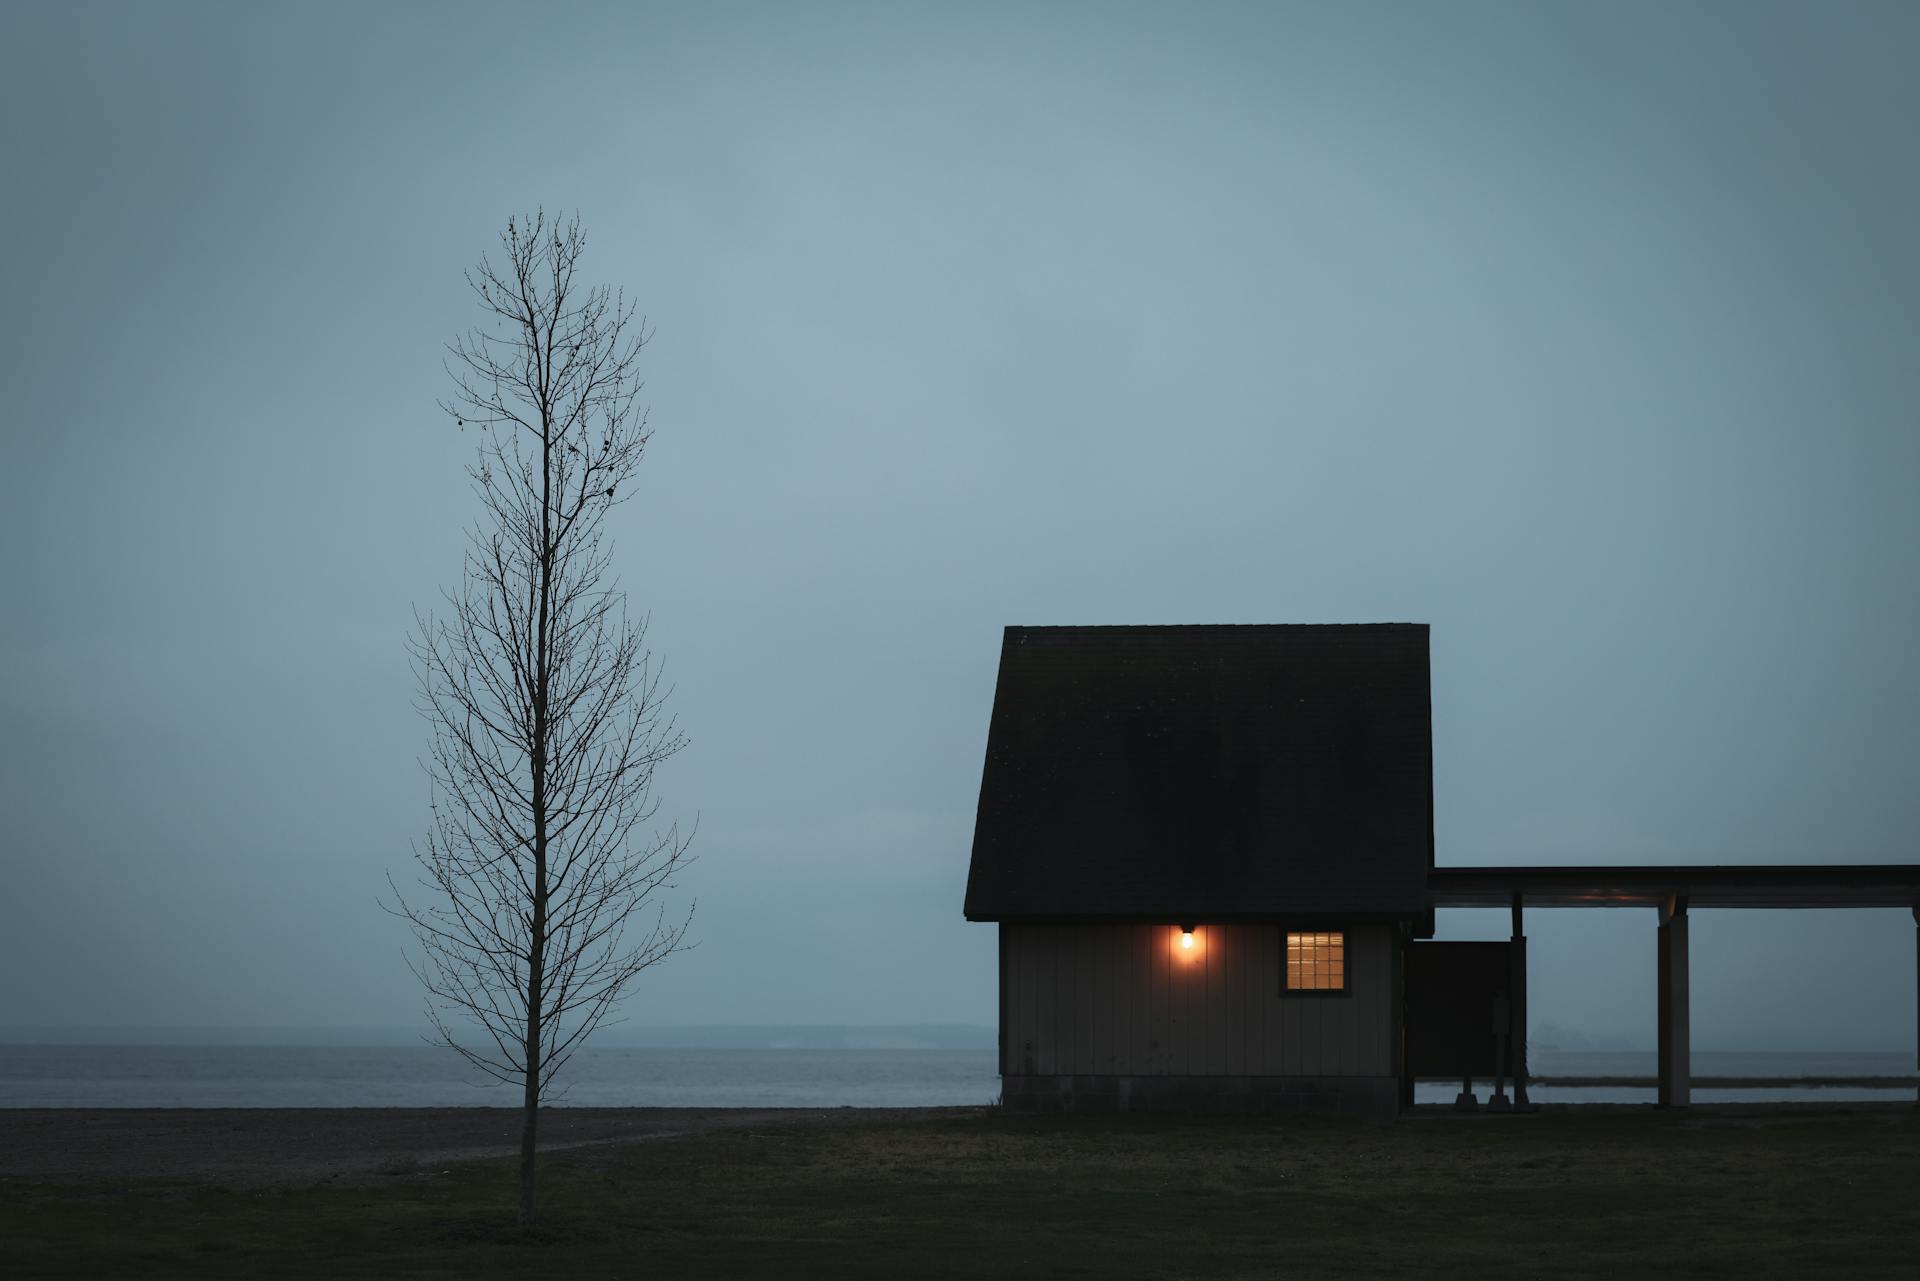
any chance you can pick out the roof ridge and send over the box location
[1003,621,1428,631]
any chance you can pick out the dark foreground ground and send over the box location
[3,1104,1917,1279]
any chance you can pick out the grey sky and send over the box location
[2,1,1916,1050]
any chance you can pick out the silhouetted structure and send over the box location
[962,623,1920,1114]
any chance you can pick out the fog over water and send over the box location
[3,2,1917,1053]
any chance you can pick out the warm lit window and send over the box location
[1283,930,1347,993]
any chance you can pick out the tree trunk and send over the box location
[520,848,547,1223]
[519,376,556,1227]
[518,1075,539,1224]
[521,683,550,1223]
[520,853,546,1223]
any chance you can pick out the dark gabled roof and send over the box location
[964,624,1433,921]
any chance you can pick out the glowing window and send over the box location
[1283,930,1347,993]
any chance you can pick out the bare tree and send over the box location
[389,211,692,1226]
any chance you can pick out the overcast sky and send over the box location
[3,1,1917,1050]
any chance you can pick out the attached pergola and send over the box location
[1429,864,1920,1106]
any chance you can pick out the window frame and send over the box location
[1279,925,1352,998]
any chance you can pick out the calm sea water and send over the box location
[0,1045,1909,1108]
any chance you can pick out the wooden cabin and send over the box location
[965,623,1920,1114]
[963,623,1433,1116]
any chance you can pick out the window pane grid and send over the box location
[1285,930,1346,991]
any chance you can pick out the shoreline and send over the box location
[0,1106,981,1187]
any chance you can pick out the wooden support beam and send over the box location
[1393,925,1412,1112]
[1657,896,1690,1108]
[1511,892,1530,1109]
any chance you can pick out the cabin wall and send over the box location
[999,922,1399,1113]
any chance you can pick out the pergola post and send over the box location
[1510,892,1530,1110]
[1657,895,1690,1108]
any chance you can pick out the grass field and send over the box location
[4,1105,1918,1278]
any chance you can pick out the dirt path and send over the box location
[0,1107,979,1187]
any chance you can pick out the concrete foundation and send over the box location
[1001,1074,1401,1118]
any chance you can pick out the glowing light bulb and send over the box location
[1180,930,1195,950]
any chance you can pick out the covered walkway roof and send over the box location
[1431,863,1920,909]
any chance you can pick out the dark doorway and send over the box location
[1405,940,1516,1096]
